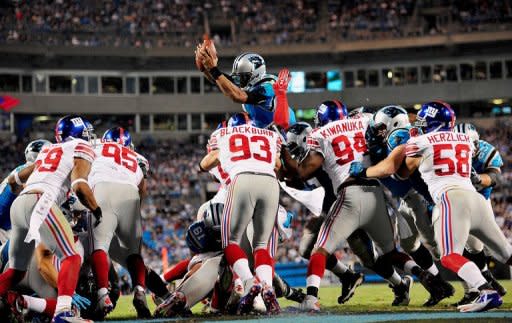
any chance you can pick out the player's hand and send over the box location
[470,167,482,185]
[199,42,218,70]
[349,162,367,178]
[72,293,91,310]
[273,68,291,96]
[92,207,102,227]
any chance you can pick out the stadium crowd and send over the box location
[1,0,511,48]
[3,117,509,272]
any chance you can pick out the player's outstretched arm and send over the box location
[199,150,220,172]
[397,156,421,179]
[8,163,35,194]
[473,168,501,189]
[198,47,248,103]
[71,158,102,225]
[281,148,323,181]
[367,145,406,178]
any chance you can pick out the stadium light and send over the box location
[387,71,393,79]
[492,98,504,105]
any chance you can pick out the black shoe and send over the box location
[391,275,413,306]
[452,291,480,306]
[338,272,365,304]
[482,270,507,296]
[133,289,152,319]
[423,274,455,307]
[285,288,306,303]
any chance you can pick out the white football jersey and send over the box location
[405,131,475,204]
[22,139,95,205]
[209,125,281,178]
[89,140,145,189]
[307,118,370,192]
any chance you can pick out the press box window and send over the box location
[101,77,123,94]
[49,75,72,93]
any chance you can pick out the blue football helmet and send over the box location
[185,221,209,254]
[55,115,95,143]
[24,139,51,163]
[314,100,348,127]
[103,127,132,148]
[227,112,252,127]
[415,101,455,133]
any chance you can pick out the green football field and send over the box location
[107,280,512,321]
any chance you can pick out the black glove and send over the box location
[92,207,102,227]
[470,167,482,185]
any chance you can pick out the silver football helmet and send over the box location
[286,122,313,162]
[24,139,52,164]
[373,105,410,134]
[454,122,480,152]
[231,53,266,89]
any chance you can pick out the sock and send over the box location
[146,268,170,297]
[44,298,57,317]
[458,261,488,290]
[126,254,146,289]
[163,258,190,282]
[0,268,25,296]
[372,255,395,279]
[55,295,72,315]
[388,271,403,286]
[404,259,422,277]
[91,250,109,289]
[57,255,81,297]
[306,252,326,296]
[254,248,273,287]
[224,243,253,282]
[388,249,414,272]
[326,254,349,278]
[463,248,487,271]
[409,244,435,271]
[23,295,47,313]
[98,287,108,298]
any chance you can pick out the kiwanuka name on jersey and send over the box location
[405,131,475,204]
[209,125,281,178]
[22,139,95,205]
[89,140,147,189]
[307,118,370,192]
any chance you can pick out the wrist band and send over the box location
[209,67,222,80]
[71,178,88,189]
[13,171,23,185]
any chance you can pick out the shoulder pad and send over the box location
[387,127,410,151]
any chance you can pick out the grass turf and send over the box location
[107,280,512,320]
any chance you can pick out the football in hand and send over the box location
[195,36,217,72]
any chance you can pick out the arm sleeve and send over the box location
[74,142,95,163]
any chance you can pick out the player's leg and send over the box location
[89,183,118,316]
[251,175,280,313]
[0,195,36,296]
[301,186,360,311]
[114,184,150,318]
[38,203,82,318]
[436,190,501,312]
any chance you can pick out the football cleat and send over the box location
[457,290,502,312]
[237,280,262,315]
[338,271,365,304]
[296,295,320,313]
[285,288,306,303]
[133,288,151,318]
[391,275,413,306]
[423,274,455,306]
[52,311,93,323]
[261,285,281,315]
[6,291,26,323]
[154,291,187,318]
[453,290,480,306]
[482,270,507,296]
[95,293,114,318]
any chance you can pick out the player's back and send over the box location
[308,118,370,192]
[89,140,144,189]
[406,131,475,203]
[210,125,281,177]
[22,139,95,204]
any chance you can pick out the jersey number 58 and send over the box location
[433,143,470,177]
